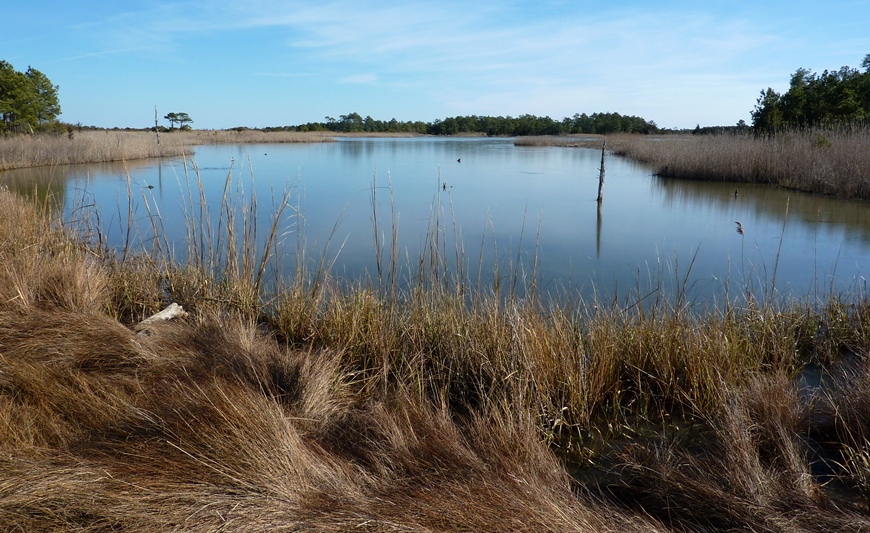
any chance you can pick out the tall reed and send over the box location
[518,128,870,199]
[599,129,870,199]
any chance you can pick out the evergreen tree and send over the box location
[751,54,870,133]
[0,61,60,132]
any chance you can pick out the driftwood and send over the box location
[135,302,188,336]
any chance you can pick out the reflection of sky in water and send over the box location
[3,137,869,303]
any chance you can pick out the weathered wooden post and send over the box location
[154,106,160,154]
[596,138,606,203]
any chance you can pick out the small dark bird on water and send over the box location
[457,158,461,163]
[734,188,738,197]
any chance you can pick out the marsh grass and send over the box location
[521,128,870,199]
[0,129,333,171]
[4,163,870,530]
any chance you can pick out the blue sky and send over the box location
[4,1,869,130]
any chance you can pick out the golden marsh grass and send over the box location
[0,129,334,171]
[3,154,870,529]
[520,129,870,199]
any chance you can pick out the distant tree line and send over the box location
[751,54,870,133]
[264,111,659,136]
[689,120,751,136]
[0,61,61,134]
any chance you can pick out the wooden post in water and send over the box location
[596,138,606,203]
[154,106,160,155]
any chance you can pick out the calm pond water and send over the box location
[3,137,869,303]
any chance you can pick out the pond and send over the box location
[3,137,869,304]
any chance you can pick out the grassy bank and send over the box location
[0,129,334,171]
[4,184,870,530]
[518,129,870,199]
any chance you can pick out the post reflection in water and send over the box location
[596,201,602,259]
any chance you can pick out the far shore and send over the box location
[0,129,334,171]
[0,129,461,171]
[0,129,592,173]
[3,128,869,200]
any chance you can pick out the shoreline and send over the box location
[0,129,336,171]
[0,129,477,172]
[517,131,870,200]
[4,129,870,201]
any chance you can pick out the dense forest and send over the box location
[264,111,659,136]
[751,53,870,132]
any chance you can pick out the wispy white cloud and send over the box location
[253,72,314,77]
[46,46,163,64]
[25,0,869,127]
[339,73,378,84]
[57,2,785,88]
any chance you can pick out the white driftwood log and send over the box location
[136,303,188,335]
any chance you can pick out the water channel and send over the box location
[3,137,869,304]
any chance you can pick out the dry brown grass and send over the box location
[0,189,660,531]
[0,129,334,171]
[514,134,605,147]
[4,186,870,530]
[598,373,867,531]
[521,130,870,199]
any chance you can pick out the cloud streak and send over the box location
[339,73,378,84]
[9,0,868,128]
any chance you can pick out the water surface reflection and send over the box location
[2,138,868,303]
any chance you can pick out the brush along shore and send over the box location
[518,129,870,200]
[0,129,440,171]
[0,129,342,171]
[6,127,870,201]
[3,187,870,531]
